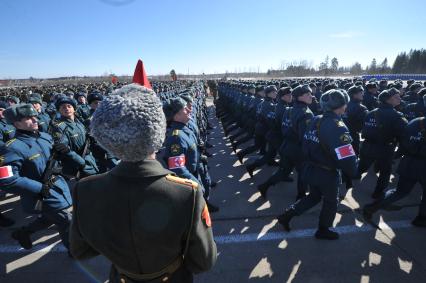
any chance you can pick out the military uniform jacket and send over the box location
[51,117,99,177]
[70,159,217,283]
[362,103,408,146]
[303,112,358,179]
[0,118,15,147]
[37,111,51,133]
[0,130,72,213]
[343,100,368,135]
[280,101,314,159]
[363,90,379,111]
[164,121,200,184]
[397,117,426,181]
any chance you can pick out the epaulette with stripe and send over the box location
[165,174,198,190]
[5,138,17,147]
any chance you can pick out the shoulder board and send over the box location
[335,120,346,127]
[165,174,198,190]
[54,121,66,128]
[5,138,17,147]
[172,129,179,136]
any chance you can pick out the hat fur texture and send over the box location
[90,83,166,162]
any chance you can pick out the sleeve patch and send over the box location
[0,165,13,179]
[170,144,181,154]
[335,144,356,160]
[339,133,352,144]
[168,155,186,169]
[202,204,212,227]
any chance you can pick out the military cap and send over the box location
[292,85,312,97]
[74,92,87,100]
[378,88,400,103]
[407,79,415,85]
[248,84,256,90]
[320,89,350,112]
[87,91,103,104]
[409,83,422,92]
[365,82,378,88]
[180,92,194,104]
[255,85,265,93]
[3,104,38,124]
[278,87,292,97]
[90,84,166,162]
[164,97,187,121]
[0,101,8,109]
[55,95,77,110]
[347,85,364,97]
[418,88,426,97]
[28,96,43,105]
[7,95,20,104]
[265,85,278,95]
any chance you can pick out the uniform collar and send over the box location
[110,159,172,178]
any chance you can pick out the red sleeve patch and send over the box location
[0,165,13,179]
[202,204,212,227]
[168,155,186,169]
[335,144,355,160]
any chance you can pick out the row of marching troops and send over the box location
[0,79,217,252]
[216,78,426,240]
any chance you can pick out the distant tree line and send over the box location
[267,49,426,77]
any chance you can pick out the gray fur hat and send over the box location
[320,89,350,112]
[90,83,166,162]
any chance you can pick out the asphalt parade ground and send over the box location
[1,98,426,283]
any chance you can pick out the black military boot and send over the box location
[0,214,15,227]
[257,183,269,199]
[246,164,256,178]
[314,227,339,240]
[11,228,33,250]
[412,216,426,227]
[363,203,379,221]
[277,209,296,232]
[236,151,244,163]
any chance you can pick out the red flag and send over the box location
[111,76,118,84]
[132,59,152,89]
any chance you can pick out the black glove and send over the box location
[40,184,51,199]
[53,143,71,154]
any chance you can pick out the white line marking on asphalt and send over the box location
[0,220,413,253]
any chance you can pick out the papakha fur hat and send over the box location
[90,83,166,162]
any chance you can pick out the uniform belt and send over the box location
[115,257,183,282]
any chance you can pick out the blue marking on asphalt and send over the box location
[0,220,413,253]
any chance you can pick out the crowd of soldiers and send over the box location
[0,79,218,253]
[216,77,426,240]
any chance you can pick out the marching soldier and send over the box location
[70,84,217,283]
[163,97,219,212]
[28,95,51,133]
[0,104,72,249]
[278,89,358,240]
[50,96,99,181]
[357,88,408,199]
[342,85,368,154]
[363,116,426,227]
